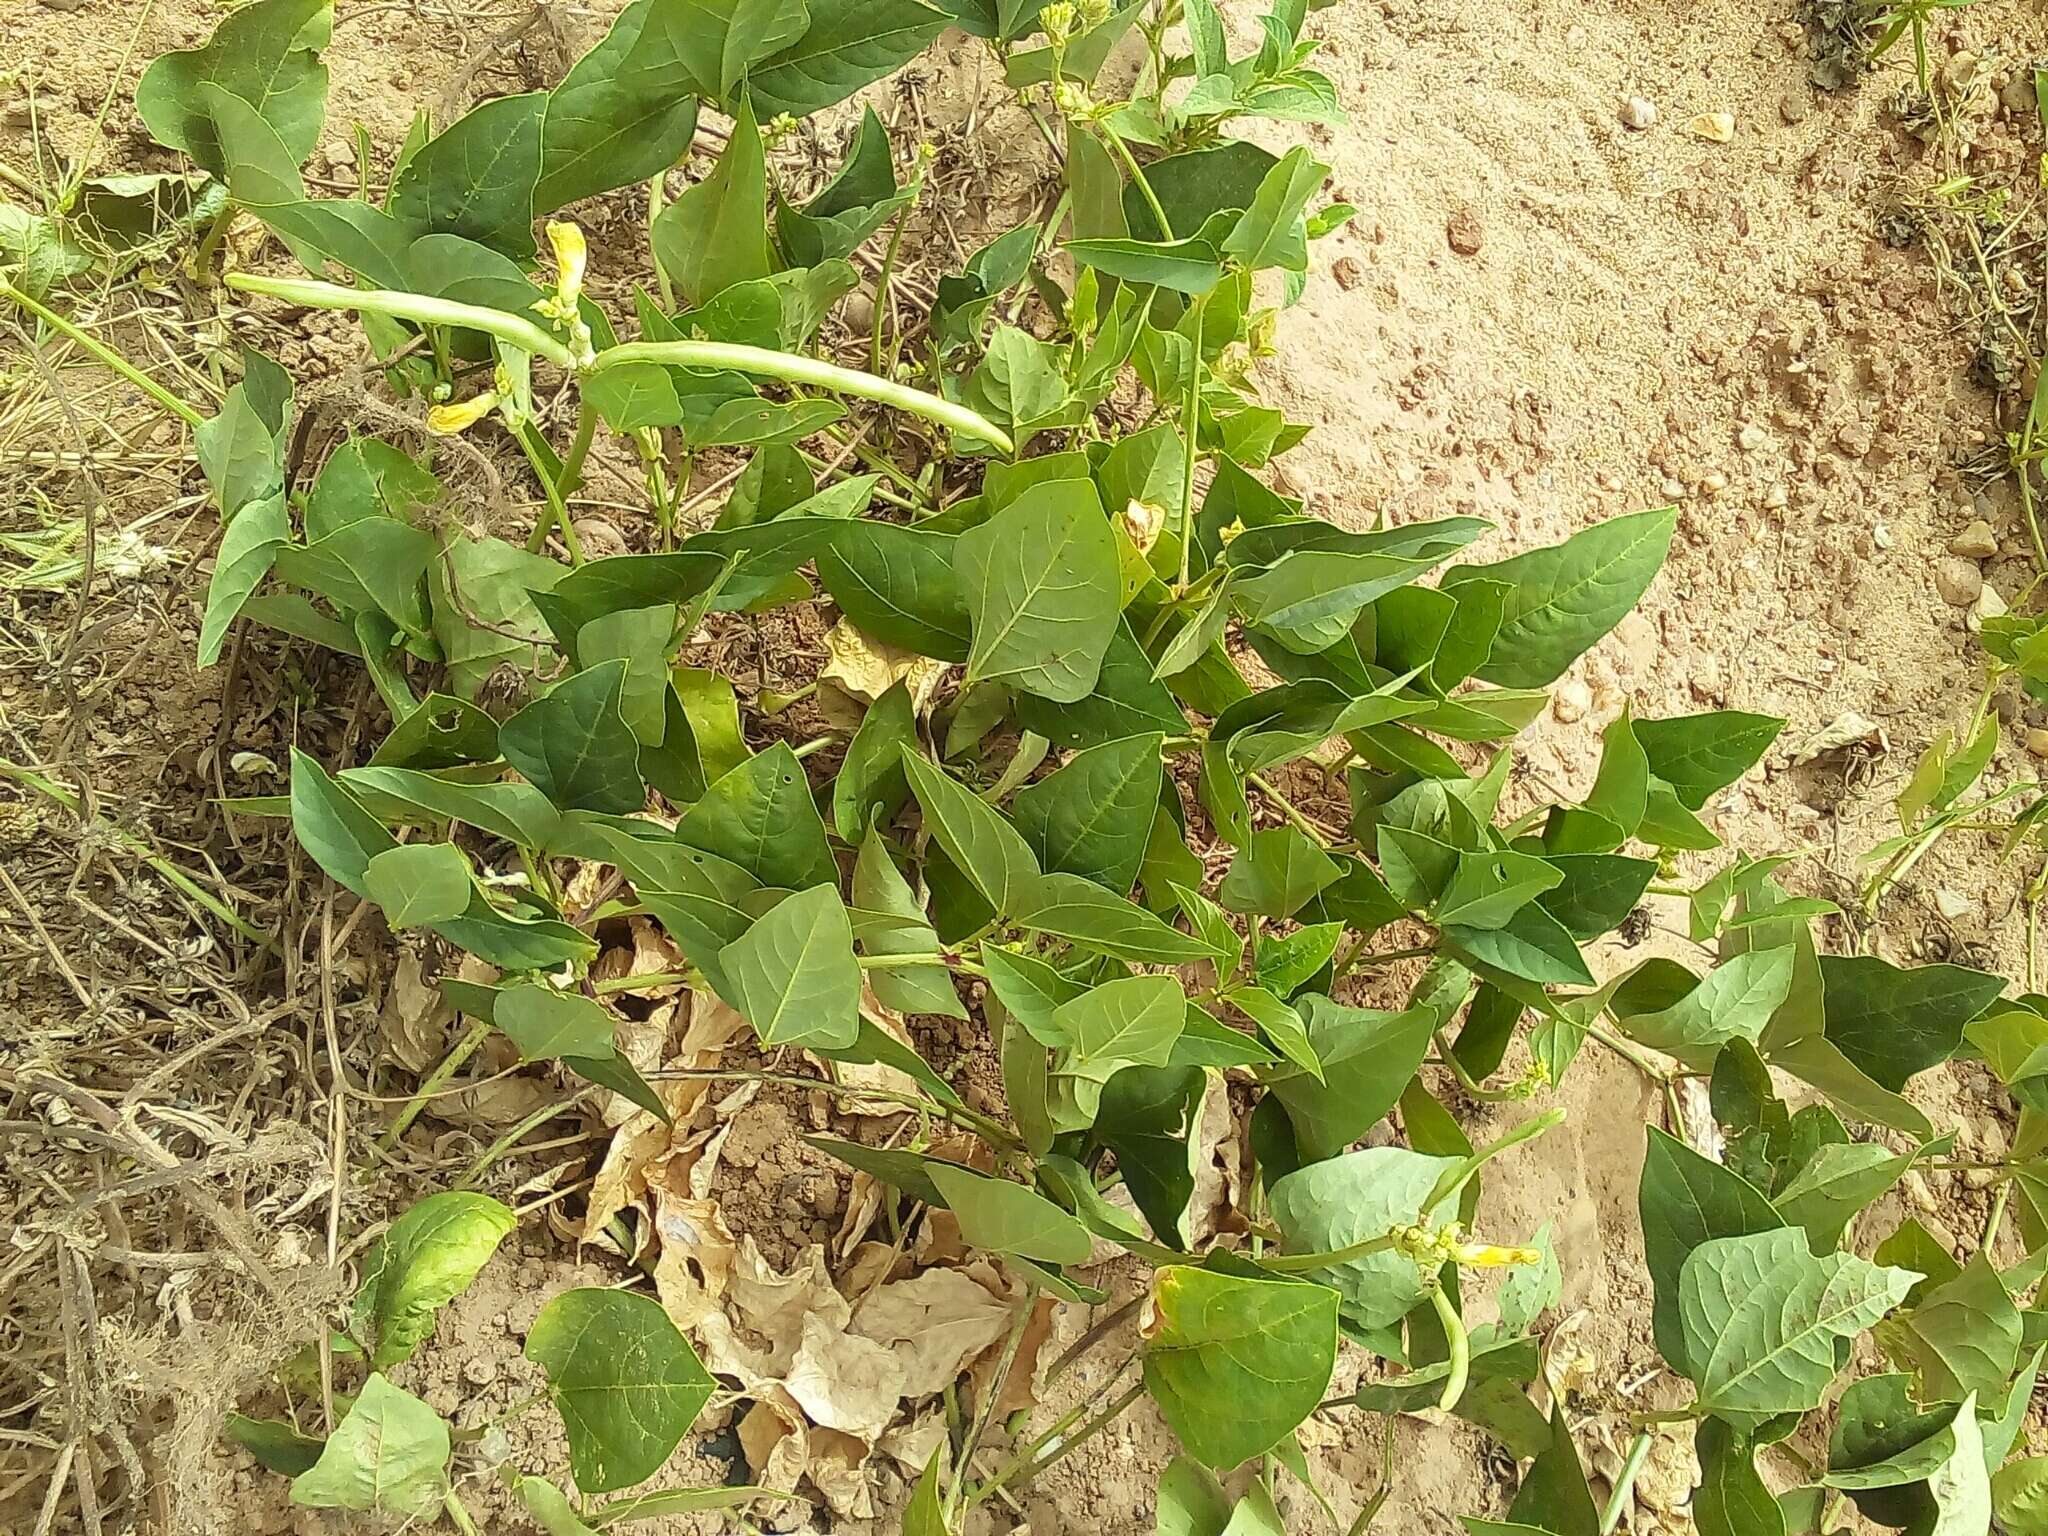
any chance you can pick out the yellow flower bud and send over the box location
[544,219,586,311]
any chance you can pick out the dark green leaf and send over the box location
[927,1161,1092,1264]
[137,0,331,179]
[957,478,1122,702]
[525,1288,714,1494]
[746,0,950,117]
[1638,1126,1785,1378]
[902,750,1041,915]
[500,660,645,814]
[495,983,616,1061]
[815,521,971,660]
[1266,998,1436,1162]
[1633,712,1786,811]
[1818,955,2004,1092]
[676,743,835,889]
[1096,1065,1204,1247]
[535,0,705,212]
[1012,733,1162,893]
[389,93,545,258]
[852,829,964,1019]
[651,100,769,306]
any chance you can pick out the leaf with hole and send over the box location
[352,1191,515,1371]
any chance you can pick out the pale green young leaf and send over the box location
[1221,146,1329,271]
[903,1444,953,1536]
[1817,955,2006,1094]
[525,1288,715,1494]
[290,748,397,897]
[720,884,862,1050]
[1227,985,1320,1082]
[289,1374,447,1516]
[1873,1253,2021,1405]
[1774,1137,1939,1253]
[198,492,289,666]
[1015,872,1229,965]
[852,829,965,1019]
[1218,826,1339,919]
[1435,849,1563,930]
[1268,1145,1459,1328]
[362,842,472,929]
[352,1191,516,1370]
[1053,973,1185,1072]
[1610,947,1797,1068]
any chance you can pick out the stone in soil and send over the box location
[1948,519,1998,558]
[1620,97,1657,130]
[1933,557,1982,607]
[1446,207,1484,256]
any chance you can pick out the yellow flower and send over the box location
[425,391,500,435]
[541,220,586,313]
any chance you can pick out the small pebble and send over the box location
[1688,112,1736,143]
[1620,97,1658,131]
[1737,423,1766,451]
[1331,255,1364,290]
[463,1356,499,1388]
[1933,557,1983,607]
[1552,679,1592,724]
[1660,477,1685,499]
[1934,888,1971,920]
[1779,91,1813,125]
[1446,206,1484,256]
[1901,1169,1938,1212]
[1763,484,1789,510]
[1949,519,1999,558]
[1700,470,1728,494]
[1967,584,2006,633]
[2027,728,2048,759]
[36,0,86,10]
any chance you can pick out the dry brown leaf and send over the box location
[914,1207,970,1268]
[700,1240,851,1380]
[1186,1072,1238,1246]
[651,1194,735,1330]
[379,952,449,1073]
[784,1312,909,1441]
[818,617,948,710]
[851,1267,1018,1397]
[833,1171,886,1260]
[738,1390,808,1496]
[806,1426,876,1518]
[877,1406,948,1477]
[590,916,687,997]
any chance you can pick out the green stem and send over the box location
[1429,1028,1527,1103]
[443,1490,482,1536]
[1599,1431,1652,1535]
[968,1378,1145,1507]
[1177,296,1204,588]
[1427,1285,1469,1413]
[950,1286,1040,1520]
[516,421,586,564]
[458,1085,595,1187]
[1423,1107,1567,1215]
[1,276,208,427]
[378,1019,491,1151]
[1246,771,1334,847]
[594,341,1012,453]
[1262,1232,1395,1274]
[558,400,598,496]
[1097,124,1173,240]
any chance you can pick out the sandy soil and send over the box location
[5,0,2048,1531]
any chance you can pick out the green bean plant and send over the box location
[99,0,2048,1530]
